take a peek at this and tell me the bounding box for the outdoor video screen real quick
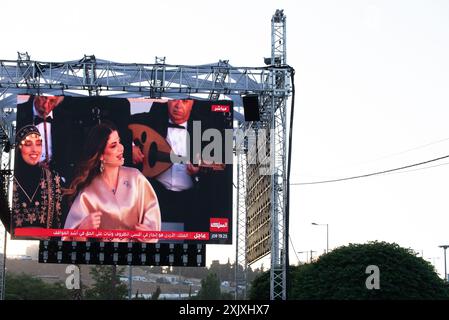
[10,95,233,244]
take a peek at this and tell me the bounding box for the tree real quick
[5,273,71,300]
[250,241,449,300]
[249,270,270,300]
[196,272,221,300]
[85,266,128,300]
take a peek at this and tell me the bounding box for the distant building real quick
[158,293,192,300]
[25,244,39,260]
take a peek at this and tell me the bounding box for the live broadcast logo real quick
[211,105,230,112]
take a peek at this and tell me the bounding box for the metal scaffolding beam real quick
[209,60,230,100]
[0,9,292,301]
[0,59,287,97]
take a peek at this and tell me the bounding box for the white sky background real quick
[2,0,449,277]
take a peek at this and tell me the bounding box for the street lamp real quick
[312,222,329,253]
[439,245,449,281]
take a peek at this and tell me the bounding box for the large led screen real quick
[7,95,233,244]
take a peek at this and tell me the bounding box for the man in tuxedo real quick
[131,99,233,241]
[131,99,203,232]
[16,95,133,186]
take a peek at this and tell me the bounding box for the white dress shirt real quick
[32,104,53,163]
[156,120,194,191]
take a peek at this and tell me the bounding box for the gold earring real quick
[100,159,104,173]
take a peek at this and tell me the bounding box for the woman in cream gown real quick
[64,122,161,242]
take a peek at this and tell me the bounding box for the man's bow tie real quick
[34,116,53,125]
[167,123,186,129]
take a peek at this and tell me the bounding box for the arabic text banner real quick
[12,96,233,244]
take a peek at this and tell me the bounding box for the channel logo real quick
[210,218,229,232]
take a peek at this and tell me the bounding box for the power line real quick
[289,234,300,264]
[385,161,449,176]
[348,137,449,167]
[291,154,449,186]
[321,137,449,174]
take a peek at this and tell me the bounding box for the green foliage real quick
[250,241,449,300]
[85,266,128,300]
[5,273,72,300]
[249,270,270,300]
[220,291,234,300]
[196,272,221,300]
[249,265,300,300]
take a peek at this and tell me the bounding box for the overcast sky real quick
[2,0,449,277]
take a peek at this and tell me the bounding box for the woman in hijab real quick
[11,125,63,237]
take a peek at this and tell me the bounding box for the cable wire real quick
[291,154,449,186]
[285,66,295,297]
[289,234,300,264]
[385,161,449,176]
[333,137,449,170]
[362,137,449,163]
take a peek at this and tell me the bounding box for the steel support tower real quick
[235,120,248,299]
[268,9,289,301]
[0,109,14,301]
[237,9,290,300]
[0,227,5,300]
[0,9,292,301]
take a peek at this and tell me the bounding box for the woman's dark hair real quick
[65,121,117,202]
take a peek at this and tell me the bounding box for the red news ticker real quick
[211,105,230,113]
[14,228,210,241]
[210,218,229,232]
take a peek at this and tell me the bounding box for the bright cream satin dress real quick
[64,167,161,241]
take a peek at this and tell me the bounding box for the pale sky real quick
[1,0,449,278]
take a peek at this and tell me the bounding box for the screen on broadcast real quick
[10,95,233,244]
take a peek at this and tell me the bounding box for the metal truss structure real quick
[0,229,5,300]
[0,57,274,102]
[268,9,289,301]
[240,9,290,300]
[0,9,292,300]
[235,122,248,299]
[0,108,13,301]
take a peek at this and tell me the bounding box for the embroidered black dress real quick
[11,155,63,237]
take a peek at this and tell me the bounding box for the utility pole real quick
[111,265,117,300]
[439,245,449,281]
[128,266,132,299]
[310,250,317,262]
